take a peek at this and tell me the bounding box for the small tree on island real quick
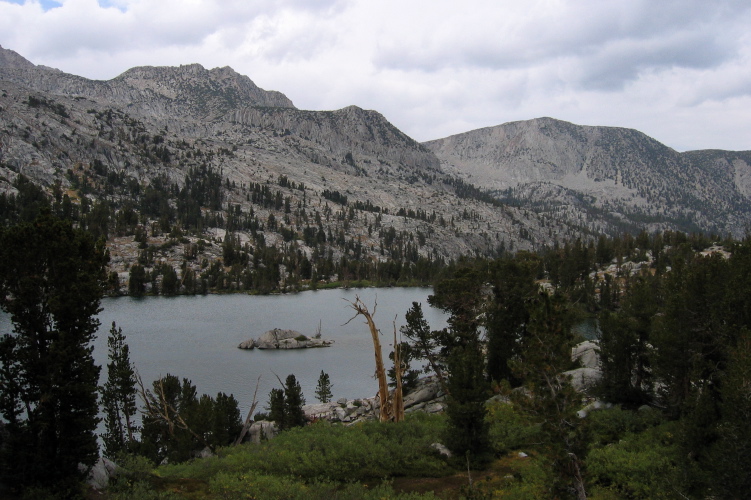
[315,370,333,403]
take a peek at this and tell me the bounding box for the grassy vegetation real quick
[101,404,687,499]
[106,414,450,499]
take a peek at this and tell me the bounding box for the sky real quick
[1,0,750,152]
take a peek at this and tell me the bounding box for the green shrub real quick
[586,421,682,499]
[486,401,542,454]
[209,473,440,500]
[108,453,158,492]
[160,414,450,483]
[491,454,556,500]
[585,406,664,447]
[108,480,181,500]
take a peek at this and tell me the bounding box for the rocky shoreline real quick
[245,374,447,443]
[245,340,606,443]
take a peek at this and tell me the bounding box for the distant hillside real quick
[2,45,749,294]
[424,117,751,236]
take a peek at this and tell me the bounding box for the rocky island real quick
[238,328,333,350]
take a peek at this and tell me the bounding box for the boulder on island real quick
[238,328,333,350]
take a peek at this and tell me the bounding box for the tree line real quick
[1,212,748,497]
[393,231,750,498]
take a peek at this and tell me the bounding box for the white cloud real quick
[1,0,751,151]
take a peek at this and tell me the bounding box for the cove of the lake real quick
[77,288,446,416]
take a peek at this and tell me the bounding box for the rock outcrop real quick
[238,328,333,350]
[564,340,603,393]
[563,367,603,392]
[247,421,278,443]
[83,457,118,491]
[572,340,600,369]
[303,375,446,425]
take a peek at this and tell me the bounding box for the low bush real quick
[159,413,450,484]
[586,420,682,499]
[585,406,665,447]
[486,401,543,455]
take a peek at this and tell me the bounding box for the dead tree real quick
[136,373,214,453]
[234,375,262,445]
[391,320,405,421]
[345,296,404,422]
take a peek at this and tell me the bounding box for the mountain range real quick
[2,44,750,277]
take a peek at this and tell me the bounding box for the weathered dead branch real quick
[392,319,405,422]
[344,295,403,422]
[136,372,215,453]
[234,374,262,445]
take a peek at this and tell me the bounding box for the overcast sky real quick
[1,0,750,152]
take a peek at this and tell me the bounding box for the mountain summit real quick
[2,45,751,285]
[425,117,751,236]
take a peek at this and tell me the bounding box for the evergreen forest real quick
[0,202,750,498]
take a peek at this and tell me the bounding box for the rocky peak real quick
[113,62,295,111]
[425,117,751,236]
[230,104,439,172]
[0,45,36,70]
[0,47,294,120]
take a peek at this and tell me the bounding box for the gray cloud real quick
[1,0,751,151]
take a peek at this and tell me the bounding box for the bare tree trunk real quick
[569,453,588,500]
[392,322,404,422]
[136,373,215,453]
[345,296,398,422]
[234,375,262,445]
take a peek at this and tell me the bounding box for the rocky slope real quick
[424,117,751,236]
[2,44,750,290]
[0,45,563,280]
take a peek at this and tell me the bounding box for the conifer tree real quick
[401,301,447,391]
[138,374,241,464]
[428,268,490,465]
[101,321,138,458]
[0,212,107,495]
[267,387,286,429]
[128,263,147,296]
[444,342,490,464]
[486,254,539,384]
[283,374,306,429]
[315,370,333,403]
[511,291,586,500]
[267,374,306,430]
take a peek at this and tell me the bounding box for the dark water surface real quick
[0,288,445,416]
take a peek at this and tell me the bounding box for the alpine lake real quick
[0,288,447,417]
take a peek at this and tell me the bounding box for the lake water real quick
[1,288,446,417]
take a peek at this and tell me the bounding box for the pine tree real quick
[138,374,241,464]
[486,254,539,384]
[401,302,447,391]
[444,342,490,464]
[707,328,751,497]
[266,374,306,431]
[0,212,108,495]
[267,387,286,429]
[315,370,333,403]
[129,263,147,296]
[511,291,587,500]
[428,268,490,465]
[101,321,138,458]
[283,374,306,429]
